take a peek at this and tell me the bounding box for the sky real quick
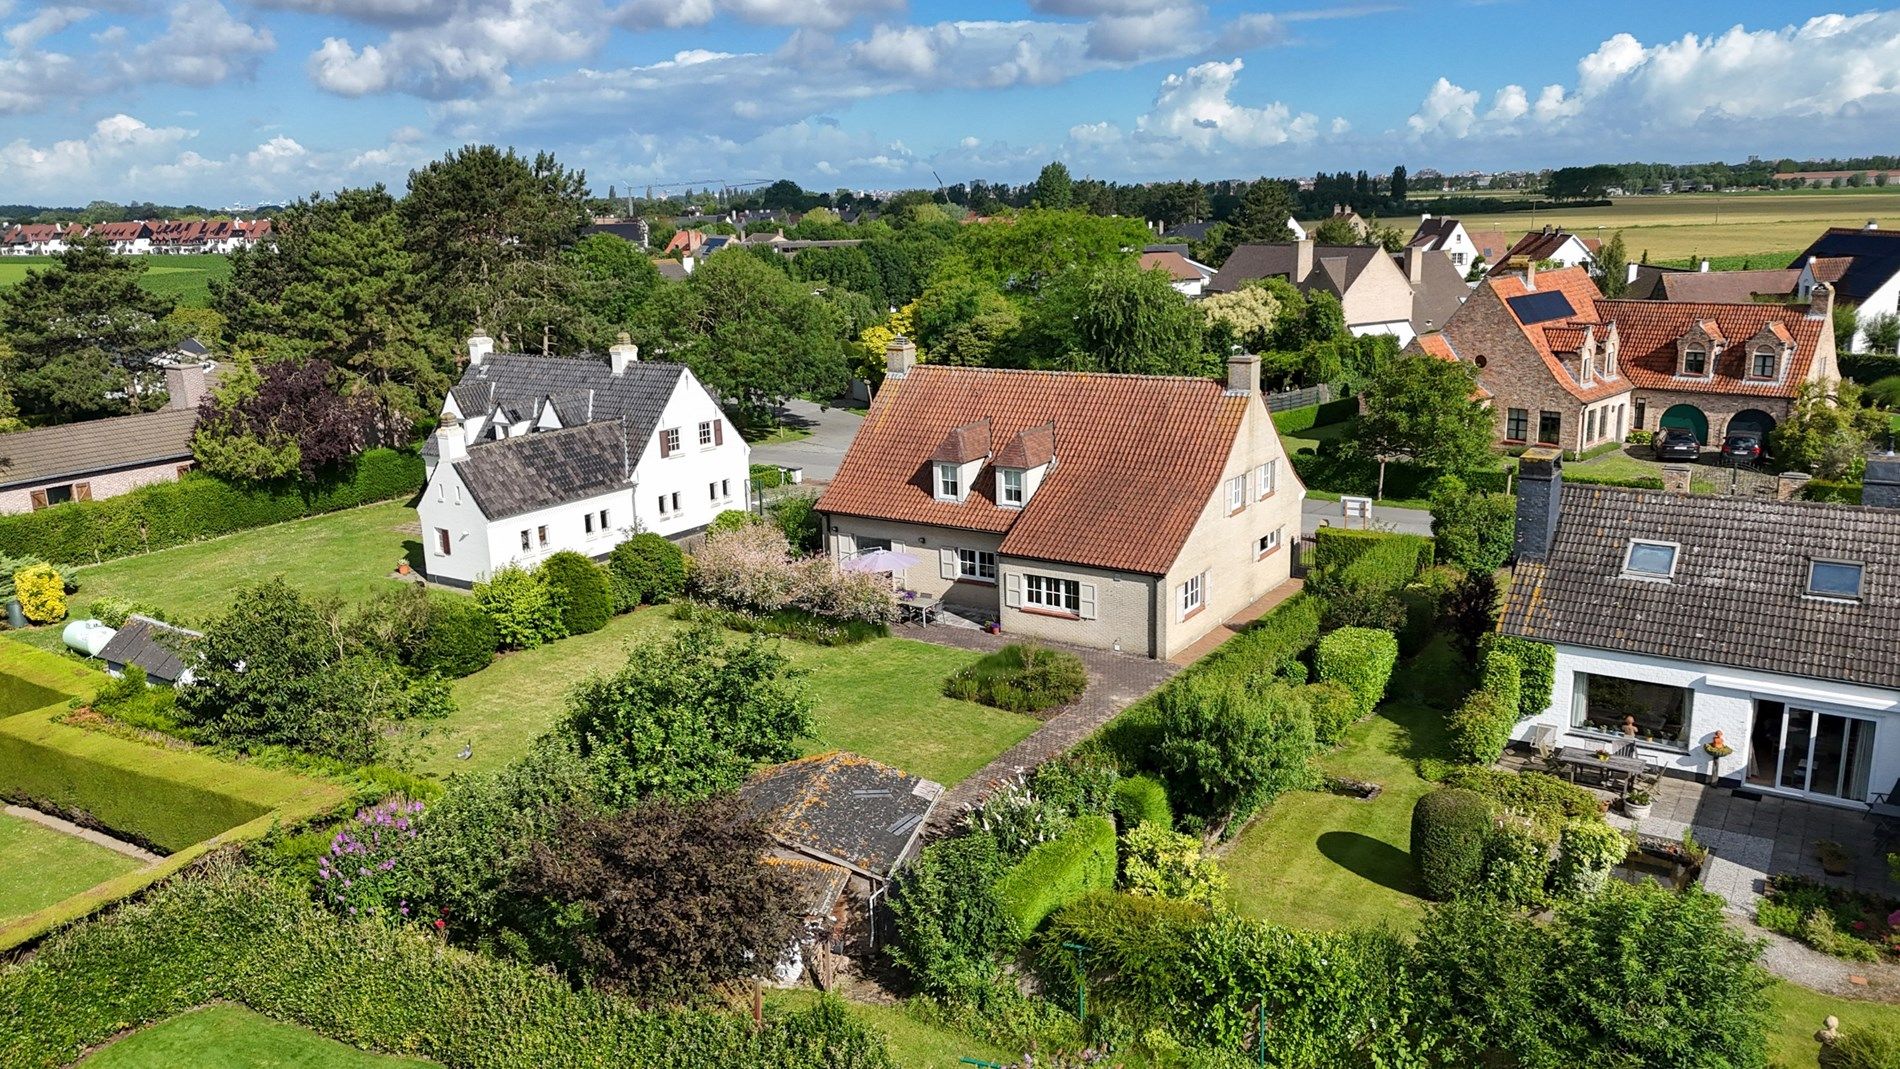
[2,1,1899,207]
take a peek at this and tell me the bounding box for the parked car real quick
[1722,433,1766,463]
[1654,429,1702,462]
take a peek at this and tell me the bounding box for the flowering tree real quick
[317,798,425,920]
[691,524,895,624]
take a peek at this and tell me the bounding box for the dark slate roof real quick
[1209,243,1387,296]
[1402,248,1470,335]
[738,752,943,881]
[1163,221,1214,241]
[1408,216,1461,250]
[1502,482,1900,692]
[452,353,685,460]
[1789,227,1900,303]
[451,421,630,519]
[98,615,200,684]
[0,407,198,489]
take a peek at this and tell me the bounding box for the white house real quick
[1792,224,1900,352]
[1488,227,1597,275]
[417,332,749,587]
[1407,215,1480,273]
[1500,449,1900,808]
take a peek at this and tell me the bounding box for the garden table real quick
[899,597,942,628]
[1553,745,1648,793]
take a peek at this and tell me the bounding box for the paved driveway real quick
[748,398,863,483]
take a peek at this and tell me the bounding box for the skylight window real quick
[1622,540,1680,580]
[1807,559,1864,600]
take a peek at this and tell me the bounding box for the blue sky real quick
[2,1,1898,206]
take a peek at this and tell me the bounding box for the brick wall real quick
[1440,286,1589,447]
[0,460,190,516]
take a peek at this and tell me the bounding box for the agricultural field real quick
[1411,188,1900,261]
[0,253,230,308]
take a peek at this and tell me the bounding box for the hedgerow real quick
[1447,650,1521,765]
[1412,787,1494,901]
[538,551,612,635]
[1479,634,1554,720]
[1314,627,1399,718]
[1110,774,1171,830]
[993,815,1116,943]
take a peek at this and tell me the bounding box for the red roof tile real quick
[1413,333,1492,400]
[1810,256,1852,283]
[1595,299,1826,397]
[931,419,991,463]
[1139,250,1205,281]
[994,421,1055,468]
[1487,268,1627,402]
[815,366,1252,575]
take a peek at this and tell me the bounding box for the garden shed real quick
[97,615,199,685]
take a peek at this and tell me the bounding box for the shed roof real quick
[738,752,942,882]
[0,407,198,490]
[98,615,200,684]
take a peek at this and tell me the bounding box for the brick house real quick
[815,342,1304,660]
[0,365,208,514]
[1414,265,1839,452]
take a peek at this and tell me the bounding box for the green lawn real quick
[767,991,1014,1069]
[83,1003,434,1067]
[411,607,1040,786]
[0,254,230,308]
[1220,639,1469,932]
[0,811,146,923]
[1767,980,1900,1069]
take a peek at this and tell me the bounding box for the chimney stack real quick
[1405,246,1424,284]
[435,416,467,464]
[1865,455,1900,509]
[1512,447,1564,562]
[466,329,494,367]
[1525,260,1537,290]
[1295,238,1314,281]
[680,253,695,275]
[609,332,639,375]
[1225,352,1261,397]
[885,335,917,380]
[164,364,206,411]
[1809,280,1835,321]
[1867,219,1881,231]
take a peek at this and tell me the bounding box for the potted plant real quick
[1817,839,1853,877]
[1624,789,1653,820]
[396,560,412,576]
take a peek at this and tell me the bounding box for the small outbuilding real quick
[97,615,199,685]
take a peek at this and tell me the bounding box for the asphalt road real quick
[748,398,863,483]
[1300,495,1434,536]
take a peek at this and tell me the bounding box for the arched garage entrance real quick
[1659,403,1709,443]
[1727,409,1776,440]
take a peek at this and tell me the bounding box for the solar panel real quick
[1506,291,1576,325]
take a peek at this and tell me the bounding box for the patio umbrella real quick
[842,548,922,574]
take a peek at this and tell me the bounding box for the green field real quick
[1414,188,1900,261]
[83,1003,435,1068]
[1767,981,1900,1069]
[767,991,1014,1069]
[0,811,145,923]
[413,606,1039,786]
[0,253,229,308]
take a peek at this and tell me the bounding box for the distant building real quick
[1790,223,1900,351]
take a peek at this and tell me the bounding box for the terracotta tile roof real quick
[1655,269,1799,303]
[1413,332,1492,400]
[1485,268,1627,402]
[1809,256,1852,283]
[994,421,1055,468]
[1467,229,1513,263]
[815,365,1253,575]
[1594,299,1826,397]
[1139,250,1206,281]
[1694,318,1727,345]
[1543,325,1587,352]
[931,419,991,464]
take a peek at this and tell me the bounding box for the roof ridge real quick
[907,364,1221,387]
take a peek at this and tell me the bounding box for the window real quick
[1571,672,1691,744]
[1753,346,1778,378]
[1586,408,1599,442]
[1226,475,1247,514]
[435,528,451,556]
[1634,400,1647,429]
[1179,571,1206,620]
[935,462,961,501]
[520,530,531,552]
[1024,574,1081,614]
[598,509,609,531]
[720,480,730,501]
[1537,410,1561,444]
[957,548,997,582]
[660,427,681,456]
[998,468,1024,506]
[1580,353,1593,382]
[1808,559,1864,600]
[1255,460,1277,499]
[1682,347,1707,375]
[1505,408,1529,442]
[709,481,719,502]
[585,512,595,534]
[537,525,549,547]
[698,420,715,447]
[1257,527,1283,558]
[1621,539,1679,580]
[454,484,461,505]
[657,494,668,515]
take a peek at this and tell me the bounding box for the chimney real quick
[1405,246,1424,284]
[1525,260,1537,290]
[1512,447,1564,562]
[1420,212,1432,222]
[885,335,917,379]
[1225,352,1260,396]
[1776,471,1811,502]
[164,364,206,411]
[609,332,639,375]
[1295,239,1314,281]
[435,416,467,464]
[1661,465,1692,494]
[1866,455,1900,509]
[680,253,695,275]
[1809,280,1835,321]
[466,329,494,367]
[1867,219,1880,231]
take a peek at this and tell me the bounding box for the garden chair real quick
[1528,724,1561,772]
[1870,777,1900,851]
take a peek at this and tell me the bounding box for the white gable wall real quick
[418,457,640,586]
[417,462,494,586]
[630,367,751,537]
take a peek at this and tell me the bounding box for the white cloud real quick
[0,1,271,114]
[1135,58,1324,151]
[1085,4,1205,62]
[0,115,192,190]
[306,0,610,99]
[4,6,90,50]
[1405,76,1478,137]
[127,0,276,87]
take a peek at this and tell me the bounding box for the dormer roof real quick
[1689,318,1726,346]
[994,422,1055,469]
[931,419,992,464]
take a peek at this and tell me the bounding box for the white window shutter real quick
[1079,583,1098,620]
[940,547,957,580]
[1005,572,1022,608]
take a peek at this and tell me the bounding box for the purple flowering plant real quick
[315,797,424,920]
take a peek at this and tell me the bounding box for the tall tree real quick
[0,236,179,421]
[1033,161,1073,210]
[1390,165,1409,202]
[191,357,381,480]
[1349,353,1497,476]
[1025,261,1207,375]
[1231,179,1297,246]
[1595,231,1630,298]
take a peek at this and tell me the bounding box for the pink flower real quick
[434,918,445,931]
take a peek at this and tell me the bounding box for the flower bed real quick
[1757,873,1900,962]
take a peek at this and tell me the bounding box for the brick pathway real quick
[1168,579,1304,667]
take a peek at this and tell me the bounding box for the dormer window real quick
[998,468,1024,507]
[1807,559,1864,600]
[1580,352,1593,382]
[1681,348,1707,376]
[935,462,962,501]
[1751,345,1778,379]
[1622,539,1680,581]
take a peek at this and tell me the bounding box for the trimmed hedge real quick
[1564,471,1665,491]
[1448,649,1522,765]
[1194,591,1323,685]
[1440,767,1602,838]
[1311,528,1431,581]
[1269,395,1358,435]
[1111,774,1172,830]
[607,534,688,609]
[1412,788,1494,901]
[418,598,500,678]
[539,552,612,635]
[0,867,896,1069]
[943,643,1088,714]
[1805,478,1863,504]
[1314,627,1399,717]
[1291,452,1509,501]
[0,448,423,565]
[994,815,1116,943]
[1479,634,1554,720]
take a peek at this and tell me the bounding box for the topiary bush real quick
[472,564,565,650]
[1448,686,1515,766]
[1303,679,1362,746]
[1314,627,1399,718]
[1553,820,1630,899]
[994,815,1117,943]
[539,551,612,635]
[14,562,67,623]
[608,533,687,610]
[942,643,1088,714]
[418,596,500,678]
[1479,634,1554,720]
[1412,787,1495,900]
[1111,774,1171,830]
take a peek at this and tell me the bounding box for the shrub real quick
[607,533,688,610]
[1154,675,1318,825]
[417,597,499,678]
[1194,591,1322,685]
[1111,774,1171,830]
[1412,788,1494,900]
[1312,528,1431,588]
[1428,476,1516,573]
[1479,818,1551,908]
[708,509,754,534]
[1438,767,1602,838]
[672,602,888,645]
[1479,634,1554,719]
[1830,1025,1900,1069]
[316,798,425,920]
[994,815,1117,943]
[772,494,821,553]
[691,523,894,625]
[473,565,565,650]
[1552,820,1629,898]
[1801,909,1883,963]
[538,551,612,635]
[1447,650,1520,765]
[1119,821,1225,908]
[1314,627,1399,718]
[1302,680,1361,746]
[943,643,1088,714]
[14,563,67,623]
[87,595,163,628]
[1442,570,1500,663]
[886,834,1012,995]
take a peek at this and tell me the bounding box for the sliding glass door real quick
[1747,700,1877,801]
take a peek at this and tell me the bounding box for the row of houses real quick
[0,218,273,256]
